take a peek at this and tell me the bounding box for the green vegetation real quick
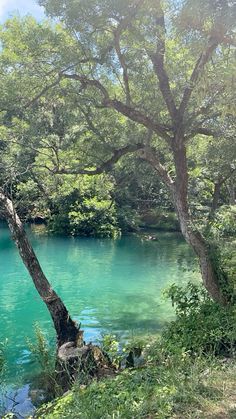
[163,283,236,356]
[27,324,61,400]
[0,0,235,416]
[35,353,236,419]
[45,175,120,237]
[35,284,236,418]
[139,210,179,231]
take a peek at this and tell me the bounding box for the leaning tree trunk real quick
[173,144,229,305]
[0,189,115,391]
[0,189,80,347]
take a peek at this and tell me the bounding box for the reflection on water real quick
[0,224,200,387]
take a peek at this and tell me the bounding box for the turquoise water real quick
[0,223,200,386]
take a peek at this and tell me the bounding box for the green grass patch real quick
[35,339,236,419]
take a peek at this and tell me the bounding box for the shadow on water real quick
[104,312,167,332]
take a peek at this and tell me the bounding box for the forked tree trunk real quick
[173,144,228,305]
[0,189,80,347]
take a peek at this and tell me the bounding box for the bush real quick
[116,207,140,232]
[48,175,120,237]
[68,197,120,237]
[163,282,236,356]
[211,205,236,238]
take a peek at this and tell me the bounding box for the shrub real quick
[68,197,120,237]
[163,282,236,356]
[211,205,236,238]
[48,175,120,237]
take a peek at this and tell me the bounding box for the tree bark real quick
[228,178,236,205]
[0,189,80,347]
[172,144,228,305]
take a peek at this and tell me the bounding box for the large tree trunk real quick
[0,189,80,347]
[173,144,228,305]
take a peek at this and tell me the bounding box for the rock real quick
[2,385,35,418]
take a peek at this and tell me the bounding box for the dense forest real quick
[0,0,236,417]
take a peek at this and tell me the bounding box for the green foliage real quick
[27,324,54,372]
[46,175,120,237]
[27,324,59,398]
[139,210,179,231]
[0,0,235,245]
[211,206,236,238]
[163,283,236,356]
[116,207,140,232]
[35,335,236,419]
[68,197,119,238]
[100,334,122,368]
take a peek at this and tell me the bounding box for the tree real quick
[0,0,235,306]
[0,100,81,349]
[0,189,80,347]
[38,0,235,303]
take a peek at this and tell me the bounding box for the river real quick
[0,223,200,415]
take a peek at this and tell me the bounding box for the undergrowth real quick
[34,282,236,418]
[27,324,62,401]
[35,341,236,419]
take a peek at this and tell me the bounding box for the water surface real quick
[0,224,200,385]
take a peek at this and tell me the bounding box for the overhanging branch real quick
[62,73,172,142]
[104,98,172,142]
[53,143,144,175]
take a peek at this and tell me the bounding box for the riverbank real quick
[2,281,236,418]
[32,283,236,418]
[34,340,236,419]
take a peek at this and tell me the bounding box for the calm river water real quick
[0,224,200,399]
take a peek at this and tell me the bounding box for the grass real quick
[34,337,236,419]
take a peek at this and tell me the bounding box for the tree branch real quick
[77,104,104,141]
[147,5,177,123]
[53,143,144,175]
[189,127,218,138]
[178,40,219,116]
[206,167,236,231]
[25,75,63,108]
[62,73,172,142]
[114,30,131,106]
[138,146,175,191]
[62,73,110,100]
[104,98,172,142]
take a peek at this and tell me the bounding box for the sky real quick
[0,0,45,22]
